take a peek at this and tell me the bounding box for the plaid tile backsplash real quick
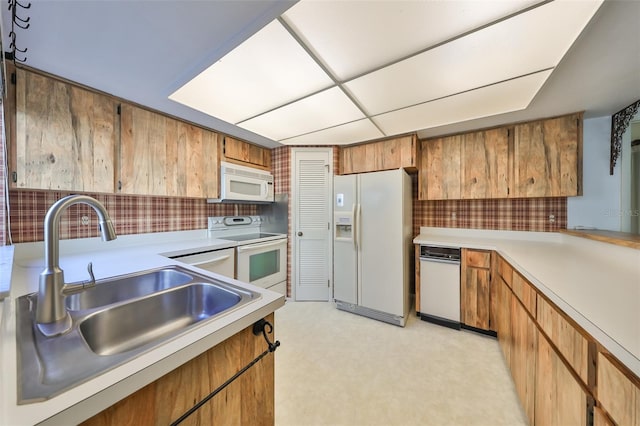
[8,190,257,243]
[410,175,567,236]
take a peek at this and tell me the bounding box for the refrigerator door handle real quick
[355,203,362,250]
[351,203,357,249]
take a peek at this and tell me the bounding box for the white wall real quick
[567,116,622,231]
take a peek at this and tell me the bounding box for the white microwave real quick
[208,161,274,203]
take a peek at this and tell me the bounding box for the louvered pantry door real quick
[292,148,333,301]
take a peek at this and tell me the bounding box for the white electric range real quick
[208,216,287,295]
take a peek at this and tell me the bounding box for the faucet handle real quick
[85,262,96,288]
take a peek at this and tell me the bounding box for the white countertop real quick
[413,227,640,378]
[0,229,286,425]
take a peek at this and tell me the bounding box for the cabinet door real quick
[419,135,461,200]
[119,103,219,197]
[461,128,510,199]
[510,294,537,425]
[461,249,491,330]
[536,330,588,426]
[13,68,117,192]
[597,352,640,426]
[339,135,416,175]
[512,113,582,197]
[224,136,271,169]
[496,275,512,365]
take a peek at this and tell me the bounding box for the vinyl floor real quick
[274,301,528,426]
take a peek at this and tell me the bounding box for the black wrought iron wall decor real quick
[7,0,31,63]
[611,99,640,175]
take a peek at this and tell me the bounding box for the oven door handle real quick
[188,255,231,266]
[237,240,285,252]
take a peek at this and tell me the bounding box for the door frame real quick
[290,147,334,301]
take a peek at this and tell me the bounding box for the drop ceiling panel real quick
[168,20,334,124]
[238,87,366,141]
[373,70,552,136]
[346,0,603,116]
[279,119,384,146]
[283,0,542,80]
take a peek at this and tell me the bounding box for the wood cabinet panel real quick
[340,135,416,175]
[537,295,591,386]
[594,406,615,426]
[535,330,588,426]
[513,113,582,197]
[419,135,461,200]
[497,257,513,288]
[13,68,117,192]
[510,294,537,425]
[511,272,536,319]
[119,103,219,198]
[597,352,640,426]
[82,314,275,426]
[461,249,492,330]
[496,275,512,365]
[461,128,510,199]
[224,136,271,170]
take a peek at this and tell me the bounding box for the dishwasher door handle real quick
[420,257,460,265]
[189,255,231,267]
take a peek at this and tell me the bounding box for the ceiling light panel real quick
[345,0,603,116]
[168,20,334,124]
[279,118,384,146]
[238,87,366,141]
[373,70,552,136]
[282,0,542,81]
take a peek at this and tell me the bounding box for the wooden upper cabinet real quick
[419,135,461,200]
[223,137,271,170]
[119,103,220,198]
[513,112,583,197]
[461,128,510,199]
[11,68,117,192]
[339,134,417,175]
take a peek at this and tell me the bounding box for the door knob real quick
[297,231,303,236]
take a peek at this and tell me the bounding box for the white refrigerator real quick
[333,168,412,326]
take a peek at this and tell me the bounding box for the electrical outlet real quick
[451,212,457,220]
[548,214,555,224]
[81,215,90,226]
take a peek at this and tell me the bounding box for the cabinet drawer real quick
[511,272,536,317]
[498,257,513,288]
[537,295,591,386]
[463,249,491,269]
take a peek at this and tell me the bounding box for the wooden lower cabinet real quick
[535,330,588,426]
[495,275,512,366]
[460,249,492,331]
[81,314,275,426]
[597,352,640,426]
[510,294,537,425]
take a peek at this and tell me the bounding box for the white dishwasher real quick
[171,247,235,279]
[419,245,461,330]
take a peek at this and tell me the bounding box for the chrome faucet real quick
[36,195,117,337]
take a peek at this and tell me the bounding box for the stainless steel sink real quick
[66,268,193,311]
[80,283,243,356]
[16,266,260,403]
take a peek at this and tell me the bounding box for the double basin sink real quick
[16,266,260,403]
